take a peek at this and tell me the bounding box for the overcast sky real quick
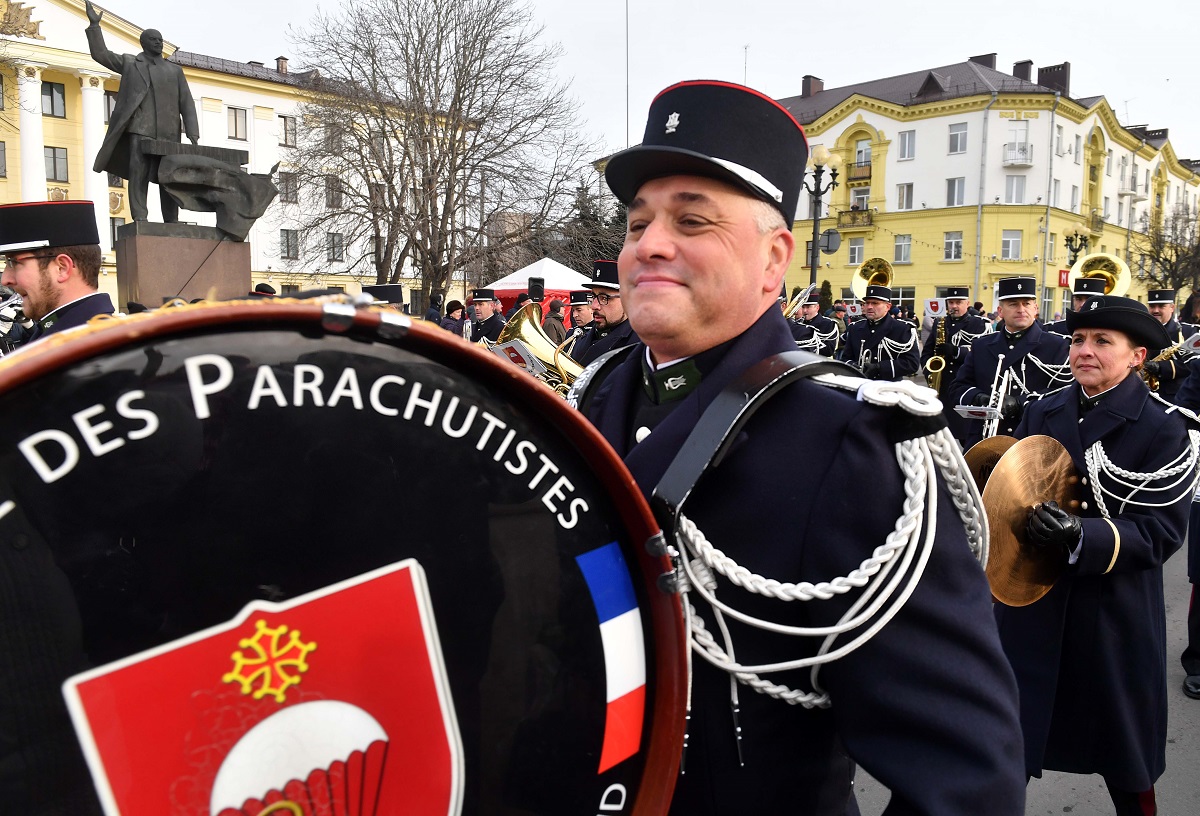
[109,0,1200,161]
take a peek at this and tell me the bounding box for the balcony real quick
[846,160,872,185]
[1002,142,1034,167]
[837,209,874,229]
[1117,181,1147,202]
[1089,212,1104,233]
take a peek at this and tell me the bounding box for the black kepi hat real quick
[1072,277,1107,297]
[604,80,809,227]
[864,285,892,302]
[590,260,620,291]
[1067,295,1171,352]
[945,286,970,300]
[0,201,100,253]
[1147,289,1176,304]
[362,283,404,304]
[569,290,592,307]
[471,288,495,301]
[996,277,1036,300]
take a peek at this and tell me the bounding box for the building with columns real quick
[780,54,1200,316]
[1,0,441,308]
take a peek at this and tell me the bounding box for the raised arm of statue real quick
[83,6,125,76]
[85,0,103,25]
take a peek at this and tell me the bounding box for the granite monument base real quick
[115,221,251,307]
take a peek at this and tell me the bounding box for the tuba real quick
[1067,252,1130,297]
[850,257,893,301]
[486,302,584,395]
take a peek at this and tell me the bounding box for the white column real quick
[17,62,48,202]
[79,71,112,253]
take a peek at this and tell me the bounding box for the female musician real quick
[997,295,1199,815]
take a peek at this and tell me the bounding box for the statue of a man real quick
[85,1,200,222]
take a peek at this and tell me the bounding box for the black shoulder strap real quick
[568,344,638,414]
[650,350,856,534]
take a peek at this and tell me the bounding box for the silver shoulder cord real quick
[661,377,988,768]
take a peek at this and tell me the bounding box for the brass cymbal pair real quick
[964,435,1083,607]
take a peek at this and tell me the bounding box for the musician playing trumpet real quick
[1144,288,1199,404]
[919,286,990,444]
[948,277,1071,449]
[997,295,1200,815]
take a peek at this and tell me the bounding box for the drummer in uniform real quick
[836,284,919,379]
[796,290,840,357]
[920,286,991,443]
[1043,276,1106,336]
[570,260,639,365]
[1142,288,1197,403]
[948,277,1072,449]
[573,79,1024,814]
[469,288,505,343]
[0,200,112,345]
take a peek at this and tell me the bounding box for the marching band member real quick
[1043,276,1106,336]
[836,285,919,379]
[1166,364,1200,702]
[1143,288,1198,404]
[795,289,840,357]
[919,286,990,444]
[574,79,1024,814]
[948,277,1072,449]
[998,295,1199,815]
[570,260,639,365]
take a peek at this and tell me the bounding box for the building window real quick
[893,286,916,316]
[324,175,343,209]
[946,177,965,207]
[1106,149,1113,176]
[278,115,297,147]
[41,82,66,117]
[1117,201,1124,226]
[850,187,870,210]
[944,231,963,261]
[325,122,343,152]
[1070,185,1080,213]
[280,229,300,260]
[1048,234,1057,262]
[1074,134,1082,164]
[898,130,915,160]
[1103,197,1111,219]
[948,123,967,154]
[370,182,387,209]
[104,90,118,123]
[327,232,345,262]
[854,138,871,165]
[1052,179,1060,208]
[282,284,301,295]
[110,217,125,245]
[847,237,864,266]
[894,234,911,263]
[896,183,914,210]
[278,172,298,203]
[0,142,6,178]
[228,107,248,140]
[44,146,68,182]
[0,76,4,109]
[1001,229,1022,260]
[108,172,123,188]
[1004,175,1026,204]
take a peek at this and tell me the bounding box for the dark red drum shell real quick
[0,302,684,814]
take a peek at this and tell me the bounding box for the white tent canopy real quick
[485,258,590,291]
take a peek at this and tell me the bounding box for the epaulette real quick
[1026,383,1073,402]
[1150,390,1200,425]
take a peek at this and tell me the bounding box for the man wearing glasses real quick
[0,201,111,347]
[571,260,639,365]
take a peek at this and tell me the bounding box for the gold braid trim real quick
[1102,517,1121,574]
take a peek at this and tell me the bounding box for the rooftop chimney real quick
[1013,60,1033,81]
[969,53,996,70]
[276,56,289,74]
[801,75,824,99]
[1037,62,1071,96]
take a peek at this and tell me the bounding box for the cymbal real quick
[963,435,1018,495]
[982,435,1082,607]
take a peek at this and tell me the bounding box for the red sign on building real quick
[1059,269,1071,288]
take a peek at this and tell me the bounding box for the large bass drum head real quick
[0,302,684,816]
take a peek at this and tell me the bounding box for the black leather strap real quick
[650,350,856,533]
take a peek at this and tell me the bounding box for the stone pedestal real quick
[115,222,251,307]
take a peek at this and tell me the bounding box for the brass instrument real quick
[482,302,584,395]
[1142,340,1186,392]
[781,283,817,320]
[924,316,947,391]
[982,354,1014,440]
[1066,252,1131,297]
[849,257,893,301]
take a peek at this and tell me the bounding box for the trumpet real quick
[982,354,1014,440]
[925,316,947,392]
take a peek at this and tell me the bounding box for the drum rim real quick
[0,301,685,809]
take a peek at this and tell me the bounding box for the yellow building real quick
[779,54,1200,316]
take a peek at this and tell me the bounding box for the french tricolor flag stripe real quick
[576,542,646,773]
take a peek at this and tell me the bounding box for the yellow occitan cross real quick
[222,619,316,703]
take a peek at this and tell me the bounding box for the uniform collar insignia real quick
[641,357,701,405]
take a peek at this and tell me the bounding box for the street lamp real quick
[804,145,841,285]
[1064,224,1090,266]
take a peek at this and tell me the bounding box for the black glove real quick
[999,394,1022,420]
[936,343,953,359]
[862,362,881,379]
[1026,501,1082,552]
[1142,360,1162,377]
[972,391,991,406]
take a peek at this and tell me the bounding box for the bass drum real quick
[0,301,684,816]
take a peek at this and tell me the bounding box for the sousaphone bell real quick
[1067,252,1130,297]
[850,257,893,301]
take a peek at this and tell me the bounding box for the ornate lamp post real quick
[1065,224,1090,266]
[803,145,841,285]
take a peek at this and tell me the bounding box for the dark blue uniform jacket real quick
[582,307,1024,815]
[38,293,115,340]
[837,313,919,380]
[572,318,639,366]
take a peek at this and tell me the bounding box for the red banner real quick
[1059,269,1071,288]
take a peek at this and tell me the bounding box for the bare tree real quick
[1129,206,1200,291]
[286,0,599,301]
[525,182,625,274]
